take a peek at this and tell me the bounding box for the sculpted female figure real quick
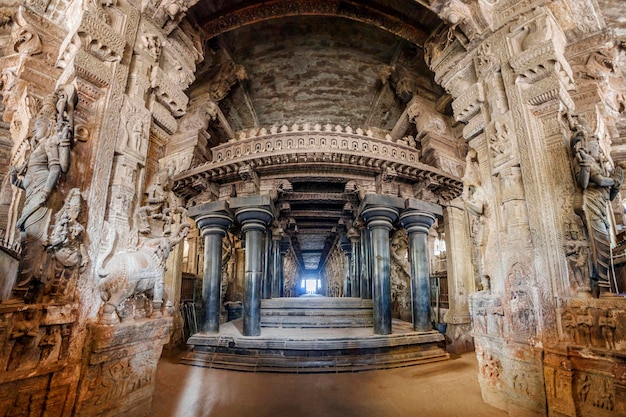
[10,84,78,296]
[571,123,623,296]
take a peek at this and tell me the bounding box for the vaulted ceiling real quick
[185,1,449,272]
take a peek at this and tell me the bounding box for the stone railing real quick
[174,123,463,199]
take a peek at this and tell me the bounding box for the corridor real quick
[153,350,508,417]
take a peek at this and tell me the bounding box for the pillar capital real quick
[231,195,275,232]
[400,211,437,235]
[358,194,403,231]
[400,198,442,234]
[188,201,233,236]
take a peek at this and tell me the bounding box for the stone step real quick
[261,297,373,309]
[260,297,373,328]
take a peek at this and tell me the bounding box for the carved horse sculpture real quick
[97,223,190,324]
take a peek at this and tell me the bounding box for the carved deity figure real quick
[10,84,78,299]
[598,310,617,350]
[571,123,623,296]
[43,188,87,302]
[137,164,185,236]
[462,148,488,289]
[564,224,592,297]
[390,229,410,319]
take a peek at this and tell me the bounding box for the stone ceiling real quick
[183,0,626,272]
[185,0,448,272]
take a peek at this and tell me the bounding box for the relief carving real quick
[462,148,487,290]
[570,121,623,296]
[564,220,592,297]
[137,164,184,236]
[41,188,87,303]
[507,263,537,342]
[10,84,78,301]
[97,222,190,324]
[390,229,410,320]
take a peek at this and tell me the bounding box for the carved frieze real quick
[150,66,188,117]
[452,82,485,123]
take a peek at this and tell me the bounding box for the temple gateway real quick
[1,0,626,416]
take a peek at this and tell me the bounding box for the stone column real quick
[262,228,273,299]
[442,198,474,352]
[360,225,372,299]
[232,196,274,336]
[360,195,402,335]
[348,227,362,298]
[271,230,288,298]
[279,238,290,297]
[188,202,233,334]
[339,236,352,297]
[400,199,443,333]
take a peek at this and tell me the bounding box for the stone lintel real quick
[405,198,443,217]
[188,200,231,218]
[357,194,405,217]
[230,195,274,211]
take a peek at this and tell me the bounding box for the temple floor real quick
[153,350,508,417]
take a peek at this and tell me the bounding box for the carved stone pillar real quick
[279,238,291,297]
[348,227,361,298]
[442,198,475,353]
[189,201,233,334]
[232,196,274,336]
[339,236,352,297]
[400,199,443,332]
[360,195,402,335]
[360,224,372,299]
[271,229,287,298]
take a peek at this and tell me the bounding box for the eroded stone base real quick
[74,317,172,417]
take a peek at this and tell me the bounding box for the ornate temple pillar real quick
[348,226,362,298]
[360,195,402,335]
[232,196,274,336]
[189,201,233,333]
[442,198,475,353]
[400,199,443,332]
[279,238,290,297]
[271,229,288,298]
[339,236,352,297]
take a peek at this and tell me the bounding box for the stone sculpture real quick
[97,222,190,324]
[571,122,623,296]
[10,84,78,299]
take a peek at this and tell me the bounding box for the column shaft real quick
[362,206,398,335]
[243,226,264,336]
[188,203,233,335]
[234,201,274,337]
[202,232,224,333]
[262,229,272,299]
[401,210,437,332]
[361,228,372,299]
[271,238,282,298]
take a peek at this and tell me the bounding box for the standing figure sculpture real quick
[571,123,623,296]
[10,84,78,299]
[462,148,488,291]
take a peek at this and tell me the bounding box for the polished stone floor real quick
[152,349,508,417]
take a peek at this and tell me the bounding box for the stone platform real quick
[182,318,448,373]
[260,296,374,328]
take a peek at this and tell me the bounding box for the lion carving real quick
[97,223,190,324]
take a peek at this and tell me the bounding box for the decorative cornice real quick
[173,124,462,201]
